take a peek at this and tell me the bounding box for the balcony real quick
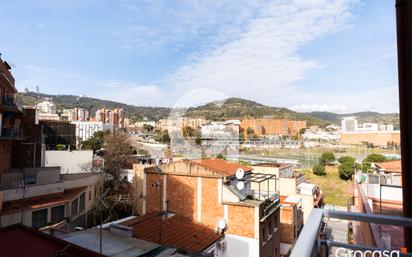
[0,94,20,113]
[0,127,21,140]
[290,208,412,257]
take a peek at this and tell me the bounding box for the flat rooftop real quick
[0,224,104,257]
[62,227,160,257]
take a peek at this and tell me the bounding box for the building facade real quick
[141,159,281,257]
[72,121,113,142]
[240,119,306,137]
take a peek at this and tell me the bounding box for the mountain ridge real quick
[15,92,399,127]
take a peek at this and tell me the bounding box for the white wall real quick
[363,184,403,203]
[45,150,93,173]
[217,234,259,257]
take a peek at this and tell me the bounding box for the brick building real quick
[240,119,306,137]
[140,158,281,257]
[0,56,22,178]
[340,131,400,147]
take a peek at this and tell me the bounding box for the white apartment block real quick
[72,121,113,142]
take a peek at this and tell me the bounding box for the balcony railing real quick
[1,127,21,138]
[2,94,15,106]
[290,208,412,257]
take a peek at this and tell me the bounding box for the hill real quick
[16,93,399,127]
[16,92,171,121]
[185,98,329,126]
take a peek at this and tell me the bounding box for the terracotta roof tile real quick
[1,186,87,215]
[121,213,222,253]
[376,160,402,173]
[190,158,252,176]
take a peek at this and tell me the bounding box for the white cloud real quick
[165,0,359,107]
[99,80,162,106]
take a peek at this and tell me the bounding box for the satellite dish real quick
[218,219,226,230]
[236,168,245,179]
[236,181,245,191]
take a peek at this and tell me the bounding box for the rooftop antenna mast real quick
[95,187,109,255]
[16,178,29,224]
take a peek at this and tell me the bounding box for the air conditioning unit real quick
[217,239,227,250]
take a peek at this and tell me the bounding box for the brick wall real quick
[227,205,255,237]
[145,173,163,214]
[167,174,198,221]
[200,177,224,228]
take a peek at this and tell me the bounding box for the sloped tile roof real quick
[190,158,252,176]
[1,186,87,215]
[121,213,222,253]
[376,160,402,173]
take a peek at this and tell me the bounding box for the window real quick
[71,198,78,217]
[89,190,92,201]
[79,192,85,213]
[32,209,48,228]
[51,205,65,223]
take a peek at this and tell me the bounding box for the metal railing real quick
[2,94,15,106]
[1,127,21,138]
[290,208,412,257]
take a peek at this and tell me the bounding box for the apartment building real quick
[95,107,125,129]
[138,158,281,257]
[0,57,21,180]
[72,121,113,142]
[252,163,323,223]
[241,119,306,137]
[0,166,103,231]
[35,99,60,121]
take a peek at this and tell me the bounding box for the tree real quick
[154,130,170,144]
[142,124,154,132]
[216,153,226,160]
[338,156,356,164]
[182,125,195,138]
[313,165,326,176]
[80,130,110,151]
[319,152,336,165]
[246,127,255,136]
[103,132,134,191]
[364,154,386,163]
[339,162,355,180]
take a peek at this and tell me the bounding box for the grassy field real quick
[300,166,352,207]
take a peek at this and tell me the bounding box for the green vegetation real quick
[361,153,387,172]
[182,125,195,138]
[338,156,356,164]
[154,130,171,144]
[302,166,351,206]
[337,155,357,180]
[319,152,336,165]
[216,153,227,160]
[16,93,399,127]
[338,162,355,180]
[16,92,170,121]
[312,165,326,176]
[80,130,110,151]
[364,153,386,163]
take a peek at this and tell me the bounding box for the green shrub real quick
[313,165,326,176]
[319,152,336,165]
[339,162,355,180]
[338,156,355,164]
[364,153,386,163]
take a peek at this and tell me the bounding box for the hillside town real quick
[0,51,409,257]
[2,1,412,257]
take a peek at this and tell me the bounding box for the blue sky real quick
[0,0,399,113]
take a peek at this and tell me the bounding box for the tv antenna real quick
[95,188,110,254]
